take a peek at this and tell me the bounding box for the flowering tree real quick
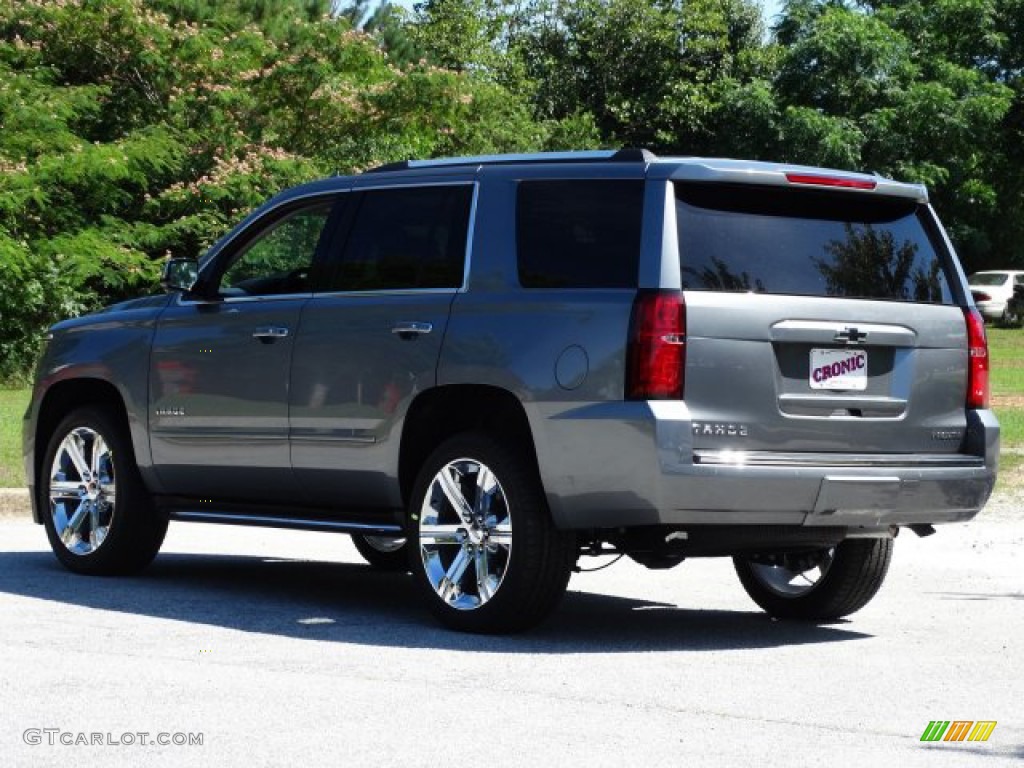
[0,0,541,380]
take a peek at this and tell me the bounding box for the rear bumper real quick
[535,401,999,530]
[974,299,1007,320]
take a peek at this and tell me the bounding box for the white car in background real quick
[968,270,1024,323]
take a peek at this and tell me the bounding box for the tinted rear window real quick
[517,180,643,288]
[968,273,1008,286]
[675,183,953,304]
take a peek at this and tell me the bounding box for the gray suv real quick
[23,150,999,633]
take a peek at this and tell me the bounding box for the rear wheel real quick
[734,538,893,620]
[351,534,409,571]
[1002,304,1022,328]
[408,432,575,633]
[40,406,167,575]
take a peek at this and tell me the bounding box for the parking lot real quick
[1,495,1021,767]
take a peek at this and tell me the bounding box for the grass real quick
[987,327,1024,391]
[987,327,1024,489]
[987,329,1024,489]
[0,387,29,488]
[0,329,1021,490]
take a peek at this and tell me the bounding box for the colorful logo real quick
[920,721,997,742]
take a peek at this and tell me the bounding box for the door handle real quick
[252,326,289,343]
[391,322,433,340]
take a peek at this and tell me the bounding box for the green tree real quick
[513,0,776,155]
[411,0,507,74]
[0,0,547,381]
[349,2,423,65]
[774,0,1014,270]
[862,0,1024,268]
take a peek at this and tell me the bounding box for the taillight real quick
[784,173,877,191]
[971,290,991,302]
[964,308,989,409]
[626,290,685,400]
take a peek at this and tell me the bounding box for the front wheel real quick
[408,432,575,634]
[734,538,893,620]
[40,406,167,575]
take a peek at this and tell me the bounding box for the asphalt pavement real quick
[0,503,1020,767]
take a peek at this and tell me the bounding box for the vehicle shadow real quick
[0,549,872,653]
[927,591,1024,601]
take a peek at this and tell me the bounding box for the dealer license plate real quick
[809,348,868,391]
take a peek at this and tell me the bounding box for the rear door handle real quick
[391,322,433,340]
[252,326,289,343]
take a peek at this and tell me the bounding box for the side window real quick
[331,185,473,291]
[517,180,644,288]
[221,201,334,296]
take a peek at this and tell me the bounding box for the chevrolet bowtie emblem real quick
[834,327,868,344]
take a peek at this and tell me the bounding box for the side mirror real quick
[160,257,199,294]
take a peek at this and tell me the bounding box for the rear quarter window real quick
[517,180,644,288]
[675,183,953,304]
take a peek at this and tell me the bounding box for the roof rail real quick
[366,148,656,174]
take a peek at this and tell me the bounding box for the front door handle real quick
[391,321,433,340]
[252,326,289,343]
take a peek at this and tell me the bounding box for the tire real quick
[40,406,167,575]
[407,432,575,634]
[351,534,409,571]
[733,538,893,621]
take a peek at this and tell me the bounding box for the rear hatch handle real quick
[771,320,916,347]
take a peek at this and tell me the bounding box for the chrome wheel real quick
[41,407,166,575]
[48,426,116,556]
[409,433,574,632]
[747,549,835,597]
[418,457,512,611]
